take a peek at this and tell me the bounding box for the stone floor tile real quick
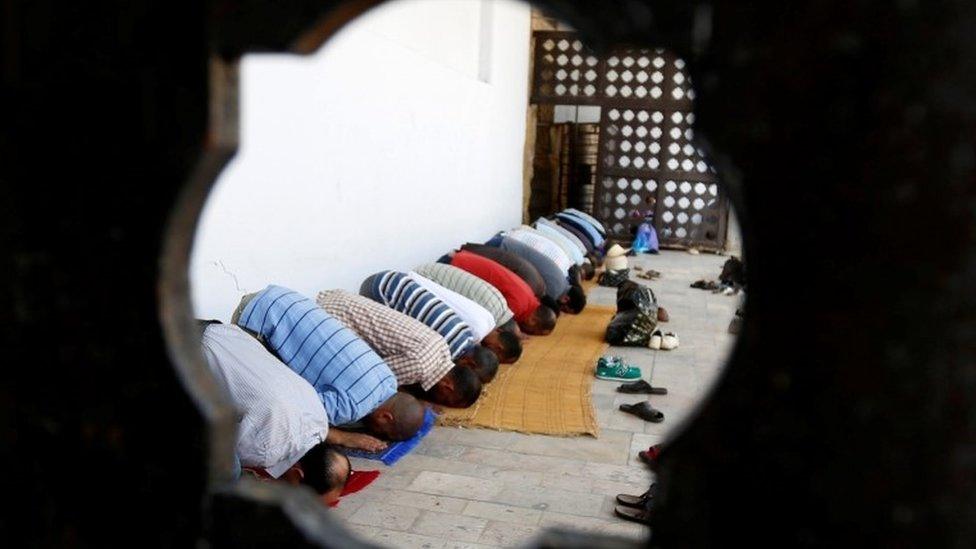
[492,484,607,518]
[386,490,470,514]
[407,471,505,500]
[347,502,422,532]
[462,501,543,526]
[411,510,489,543]
[369,528,447,549]
[477,522,542,547]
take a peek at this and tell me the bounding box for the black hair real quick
[496,330,523,362]
[540,295,562,317]
[566,285,586,314]
[298,443,350,495]
[531,305,557,333]
[468,345,499,383]
[447,366,482,408]
[498,318,519,334]
[580,262,596,280]
[568,264,582,287]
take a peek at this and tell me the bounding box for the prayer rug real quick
[436,304,615,436]
[342,407,437,465]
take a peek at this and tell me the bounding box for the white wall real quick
[191,0,531,321]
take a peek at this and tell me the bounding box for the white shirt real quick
[408,272,496,342]
[506,226,575,273]
[534,218,585,265]
[201,323,329,478]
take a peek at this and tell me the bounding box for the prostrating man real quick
[413,262,526,341]
[234,285,426,452]
[317,289,482,407]
[460,243,548,300]
[199,321,350,505]
[360,271,499,383]
[564,207,609,238]
[447,250,557,336]
[407,271,522,363]
[484,232,586,315]
[557,211,605,250]
[534,217,585,266]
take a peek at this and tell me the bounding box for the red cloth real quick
[329,469,381,507]
[451,250,540,323]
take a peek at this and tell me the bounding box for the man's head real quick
[298,443,351,506]
[559,285,587,314]
[519,305,557,335]
[455,344,499,382]
[481,328,522,363]
[364,392,426,441]
[580,261,596,281]
[425,365,482,408]
[540,295,562,317]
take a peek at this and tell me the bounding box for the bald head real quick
[365,392,425,441]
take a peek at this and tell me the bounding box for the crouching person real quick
[233,285,426,452]
[199,321,351,505]
[317,290,482,408]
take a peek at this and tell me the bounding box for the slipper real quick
[638,444,662,466]
[617,379,668,395]
[619,402,664,423]
[614,505,653,525]
[661,332,679,350]
[649,330,663,350]
[616,485,656,508]
[656,307,670,322]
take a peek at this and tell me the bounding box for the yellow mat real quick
[437,304,615,437]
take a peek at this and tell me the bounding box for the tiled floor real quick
[335,250,741,548]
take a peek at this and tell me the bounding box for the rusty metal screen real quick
[531,31,728,250]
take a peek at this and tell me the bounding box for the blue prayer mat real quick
[342,408,437,466]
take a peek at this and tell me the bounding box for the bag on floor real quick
[606,309,658,347]
[598,268,630,287]
[631,222,659,254]
[616,281,658,317]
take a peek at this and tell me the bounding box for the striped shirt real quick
[449,251,540,324]
[504,227,575,274]
[408,272,496,341]
[201,323,329,478]
[317,290,453,391]
[413,263,514,327]
[556,219,595,254]
[534,218,585,265]
[236,285,396,426]
[360,271,475,360]
[564,208,608,237]
[491,236,570,300]
[556,212,605,248]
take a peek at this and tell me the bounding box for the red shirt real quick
[450,251,540,323]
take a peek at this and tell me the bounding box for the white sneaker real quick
[661,332,680,350]
[649,330,663,350]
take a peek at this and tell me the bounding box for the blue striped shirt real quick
[556,212,605,248]
[360,271,475,360]
[236,285,396,427]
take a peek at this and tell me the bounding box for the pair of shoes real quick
[619,401,664,422]
[649,331,679,350]
[596,356,642,381]
[690,279,720,290]
[615,485,656,525]
[616,484,656,508]
[638,444,662,466]
[617,379,668,395]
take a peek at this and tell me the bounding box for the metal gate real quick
[530,31,728,250]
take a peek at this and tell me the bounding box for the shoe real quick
[619,401,664,423]
[656,307,670,322]
[617,379,668,395]
[649,330,663,350]
[615,505,653,525]
[596,360,642,381]
[616,484,656,508]
[638,444,662,467]
[661,332,679,350]
[597,356,623,369]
